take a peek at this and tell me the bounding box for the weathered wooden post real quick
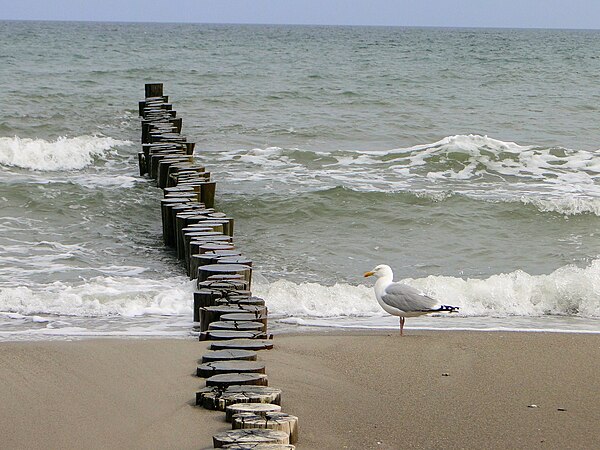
[201,349,258,363]
[196,385,282,410]
[206,372,269,388]
[196,360,266,378]
[209,339,275,351]
[226,403,282,422]
[199,305,261,332]
[232,412,299,445]
[145,83,163,98]
[212,429,289,448]
[197,264,252,288]
[220,312,269,331]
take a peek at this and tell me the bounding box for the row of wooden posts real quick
[138,83,298,449]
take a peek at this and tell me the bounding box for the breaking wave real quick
[255,260,600,319]
[0,276,194,317]
[4,261,597,320]
[0,135,131,171]
[208,135,600,216]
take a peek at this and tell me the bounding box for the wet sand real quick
[0,331,599,449]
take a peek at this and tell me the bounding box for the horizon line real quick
[1,18,599,32]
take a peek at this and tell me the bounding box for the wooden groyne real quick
[138,83,298,449]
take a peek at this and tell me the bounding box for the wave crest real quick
[385,134,600,184]
[0,135,131,171]
[212,135,600,216]
[0,276,194,317]
[255,261,600,319]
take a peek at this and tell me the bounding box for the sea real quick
[1,21,599,340]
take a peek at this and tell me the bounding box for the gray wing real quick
[381,282,438,312]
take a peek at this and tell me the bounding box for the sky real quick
[1,0,600,30]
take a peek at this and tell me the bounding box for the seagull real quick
[363,264,459,336]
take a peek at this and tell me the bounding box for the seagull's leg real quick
[399,317,405,336]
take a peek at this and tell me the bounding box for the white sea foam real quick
[68,174,142,188]
[0,276,194,317]
[0,135,131,171]
[1,266,598,338]
[253,280,382,318]
[4,261,597,320]
[400,135,600,187]
[357,136,600,199]
[519,195,600,216]
[210,135,600,216]
[255,260,600,320]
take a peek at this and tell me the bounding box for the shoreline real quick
[1,321,599,343]
[1,331,599,449]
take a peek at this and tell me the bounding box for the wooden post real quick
[182,230,223,261]
[232,412,299,445]
[200,181,217,208]
[193,289,221,321]
[199,306,249,332]
[210,339,274,351]
[196,360,266,378]
[201,349,258,363]
[215,297,266,308]
[206,373,268,388]
[226,403,282,423]
[160,198,191,246]
[193,285,251,318]
[200,330,266,341]
[199,304,265,332]
[137,152,146,176]
[218,444,295,450]
[145,83,163,98]
[196,385,282,410]
[189,240,235,275]
[208,321,265,333]
[212,429,289,448]
[220,313,269,331]
[197,264,252,288]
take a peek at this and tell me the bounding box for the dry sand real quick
[0,339,218,450]
[262,331,600,449]
[0,332,599,449]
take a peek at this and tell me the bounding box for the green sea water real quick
[0,22,599,337]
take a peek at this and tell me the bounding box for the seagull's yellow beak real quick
[363,271,375,277]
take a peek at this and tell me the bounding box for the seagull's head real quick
[363,264,393,279]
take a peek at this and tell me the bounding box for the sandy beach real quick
[1,331,599,449]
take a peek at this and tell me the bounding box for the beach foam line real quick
[276,316,600,334]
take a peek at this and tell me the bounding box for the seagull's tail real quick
[435,305,459,313]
